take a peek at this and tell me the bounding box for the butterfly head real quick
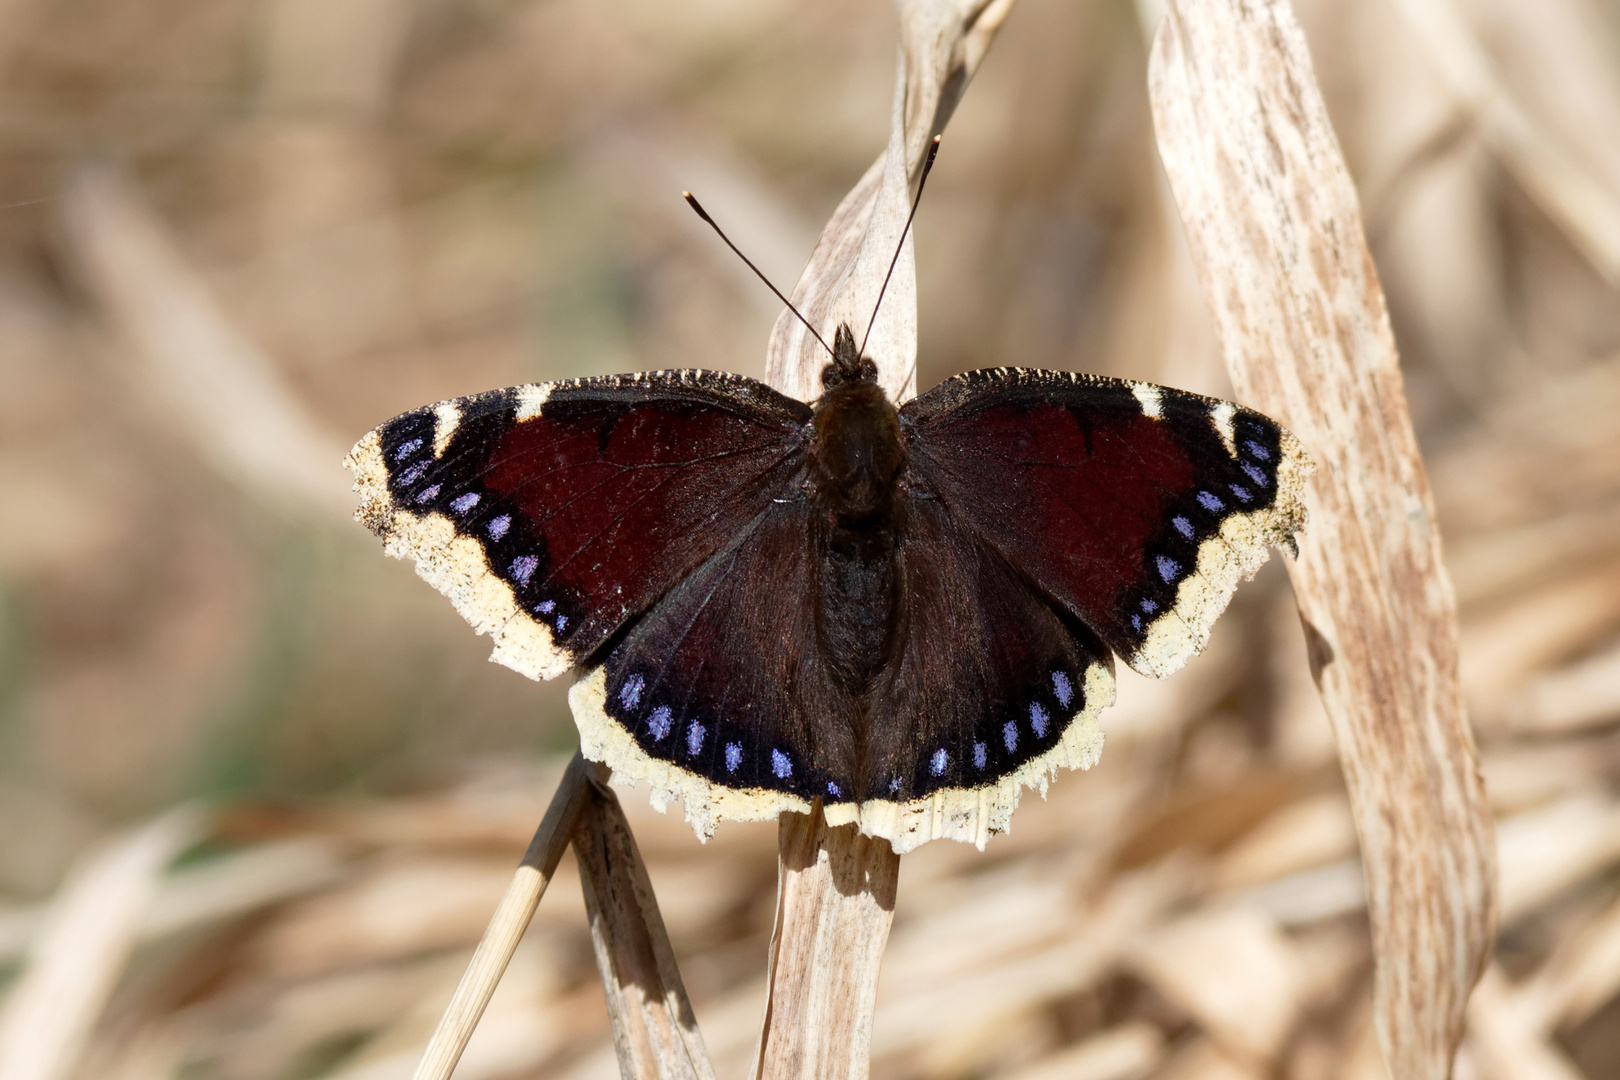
[811,323,902,526]
[822,323,878,390]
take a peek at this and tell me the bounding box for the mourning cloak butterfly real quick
[346,317,1309,852]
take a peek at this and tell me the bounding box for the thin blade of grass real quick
[409,752,590,1080]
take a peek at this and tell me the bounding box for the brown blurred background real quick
[1,0,1619,1078]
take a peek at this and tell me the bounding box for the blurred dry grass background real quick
[0,0,1618,1078]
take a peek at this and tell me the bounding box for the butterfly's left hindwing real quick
[569,499,845,836]
[346,372,813,680]
[901,369,1310,679]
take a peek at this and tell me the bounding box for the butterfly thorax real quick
[811,324,904,524]
[809,324,905,696]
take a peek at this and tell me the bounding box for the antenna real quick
[860,134,942,358]
[682,192,834,359]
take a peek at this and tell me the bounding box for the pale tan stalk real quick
[1147,2,1498,1077]
[408,753,590,1080]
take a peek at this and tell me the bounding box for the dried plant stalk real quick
[764,0,1018,404]
[574,775,714,1080]
[753,809,899,1079]
[1147,2,1497,1078]
[409,753,591,1080]
[752,2,1016,1077]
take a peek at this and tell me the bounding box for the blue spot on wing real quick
[510,555,539,586]
[618,674,644,710]
[1052,670,1073,708]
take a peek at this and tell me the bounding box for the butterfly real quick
[346,317,1309,853]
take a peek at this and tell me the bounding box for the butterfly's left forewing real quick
[901,369,1309,679]
[346,371,813,680]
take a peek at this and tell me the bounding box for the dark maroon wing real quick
[899,369,1309,678]
[346,371,812,680]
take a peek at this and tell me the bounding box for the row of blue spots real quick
[621,674,784,783]
[531,599,565,630]
[1132,596,1160,633]
[1239,435,1272,490]
[387,438,567,640]
[1140,556,1184,627]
